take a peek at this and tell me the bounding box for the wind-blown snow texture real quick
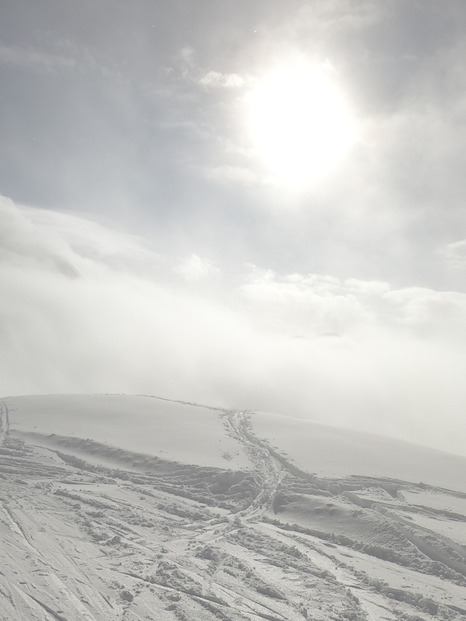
[1,395,465,620]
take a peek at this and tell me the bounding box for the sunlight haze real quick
[1,1,466,456]
[245,58,358,186]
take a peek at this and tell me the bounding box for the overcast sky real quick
[2,1,466,455]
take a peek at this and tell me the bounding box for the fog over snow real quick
[1,2,466,455]
[1,196,466,456]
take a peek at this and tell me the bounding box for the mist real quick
[1,196,465,456]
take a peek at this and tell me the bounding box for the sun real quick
[245,60,357,187]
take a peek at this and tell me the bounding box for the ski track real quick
[0,403,9,447]
[0,401,465,620]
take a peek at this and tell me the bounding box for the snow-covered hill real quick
[1,394,465,620]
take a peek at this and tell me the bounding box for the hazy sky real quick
[2,1,466,455]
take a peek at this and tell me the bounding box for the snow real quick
[1,394,465,620]
[8,394,252,470]
[251,409,466,493]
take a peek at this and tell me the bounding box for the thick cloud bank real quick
[1,196,465,456]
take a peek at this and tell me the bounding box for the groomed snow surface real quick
[1,394,465,621]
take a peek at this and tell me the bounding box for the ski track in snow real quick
[0,403,9,447]
[0,398,465,621]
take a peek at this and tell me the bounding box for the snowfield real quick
[252,410,466,493]
[1,395,465,621]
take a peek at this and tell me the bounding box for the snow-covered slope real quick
[252,410,466,493]
[8,394,252,470]
[1,395,465,620]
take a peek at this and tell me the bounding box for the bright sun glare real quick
[245,60,357,187]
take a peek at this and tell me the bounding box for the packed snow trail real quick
[222,410,286,519]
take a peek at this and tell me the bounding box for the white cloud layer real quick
[173,254,219,282]
[1,196,466,456]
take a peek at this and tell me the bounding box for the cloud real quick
[0,43,77,72]
[241,265,466,340]
[179,46,195,67]
[173,254,219,282]
[199,164,259,186]
[237,266,466,456]
[1,196,466,456]
[0,196,80,276]
[199,71,249,89]
[383,286,466,340]
[438,239,466,271]
[240,267,376,335]
[0,197,234,398]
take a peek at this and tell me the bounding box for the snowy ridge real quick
[0,394,465,620]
